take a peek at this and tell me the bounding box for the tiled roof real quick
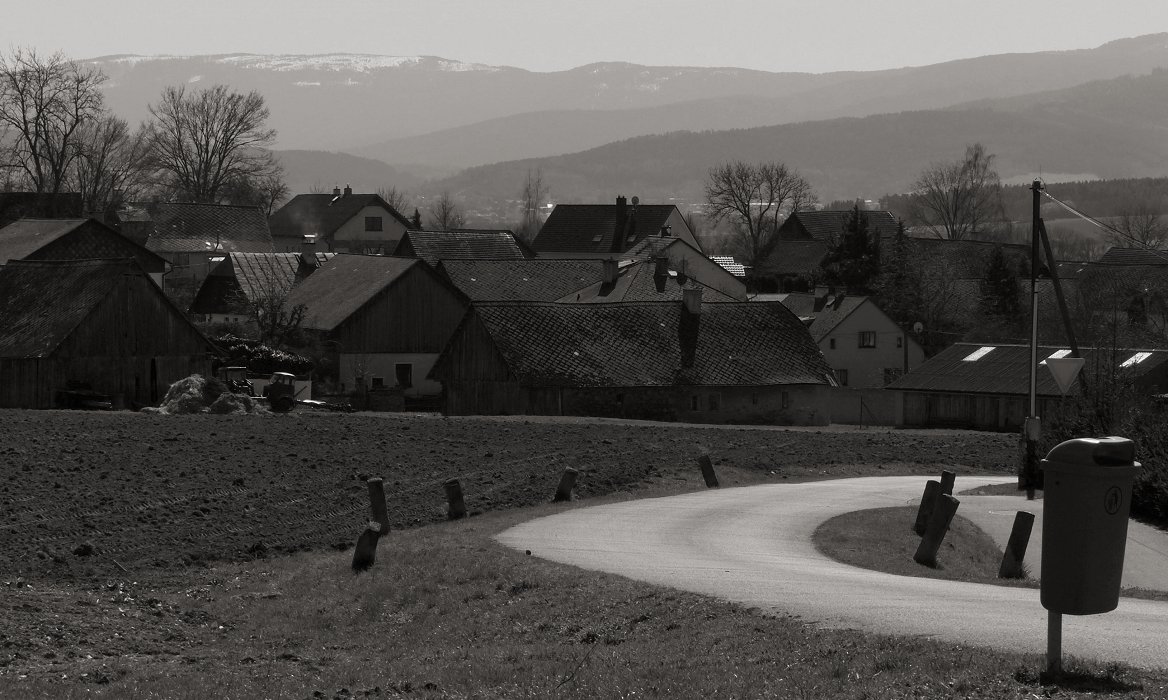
[284,254,422,331]
[231,253,303,302]
[443,301,834,388]
[779,210,899,242]
[1097,247,1168,266]
[268,193,413,241]
[0,259,141,357]
[562,259,738,304]
[886,342,1168,396]
[438,259,605,302]
[777,292,869,342]
[0,218,167,271]
[533,203,681,254]
[756,240,828,277]
[710,256,746,277]
[145,203,273,254]
[396,229,526,266]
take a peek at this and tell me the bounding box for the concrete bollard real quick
[998,511,1036,579]
[939,470,956,496]
[914,494,960,567]
[698,455,719,488]
[444,478,467,520]
[351,520,382,574]
[913,480,941,536]
[367,477,390,534]
[554,468,579,502]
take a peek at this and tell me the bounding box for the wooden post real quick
[351,520,382,574]
[1046,611,1063,677]
[554,468,578,502]
[998,511,1035,579]
[444,478,467,520]
[698,455,719,488]
[367,477,390,534]
[913,480,941,536]
[939,470,956,496]
[914,494,959,567]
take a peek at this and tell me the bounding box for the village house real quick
[0,218,168,287]
[776,209,899,242]
[284,254,468,403]
[0,259,215,409]
[268,187,415,255]
[188,251,334,325]
[885,342,1168,430]
[430,292,837,424]
[532,196,702,256]
[393,228,530,266]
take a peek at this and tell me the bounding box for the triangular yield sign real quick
[1047,357,1085,395]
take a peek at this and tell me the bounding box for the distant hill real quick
[273,150,421,197]
[425,69,1168,206]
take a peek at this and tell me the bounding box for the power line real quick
[1039,189,1168,266]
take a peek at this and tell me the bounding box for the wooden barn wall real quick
[334,267,467,354]
[0,359,50,408]
[902,392,1066,431]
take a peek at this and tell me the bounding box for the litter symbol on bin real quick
[1104,486,1122,515]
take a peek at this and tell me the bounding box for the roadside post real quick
[698,455,719,488]
[444,478,467,520]
[1039,437,1139,676]
[913,480,941,536]
[367,477,390,534]
[554,467,579,502]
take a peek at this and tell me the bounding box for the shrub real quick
[212,334,314,375]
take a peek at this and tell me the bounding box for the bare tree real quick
[703,161,815,266]
[427,191,465,230]
[515,168,547,243]
[70,115,151,217]
[377,185,411,215]
[147,84,283,204]
[226,255,306,346]
[908,142,1004,241]
[0,48,107,196]
[220,169,289,216]
[1107,200,1168,249]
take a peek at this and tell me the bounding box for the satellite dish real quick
[631,196,639,206]
[913,322,924,334]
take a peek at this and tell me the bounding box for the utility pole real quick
[1023,179,1044,500]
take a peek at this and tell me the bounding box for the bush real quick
[213,334,314,375]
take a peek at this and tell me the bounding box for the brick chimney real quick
[343,184,352,197]
[332,186,341,197]
[602,258,619,285]
[678,288,702,369]
[611,195,628,254]
[653,256,669,293]
[660,225,672,238]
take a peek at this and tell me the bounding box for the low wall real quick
[829,387,902,426]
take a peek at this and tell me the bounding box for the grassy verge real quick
[4,502,1166,700]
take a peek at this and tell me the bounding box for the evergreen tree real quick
[822,205,880,294]
[973,244,1024,341]
[873,220,923,328]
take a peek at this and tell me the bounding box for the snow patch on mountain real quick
[214,54,500,73]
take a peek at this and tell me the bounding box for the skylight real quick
[1040,349,1071,365]
[1120,352,1152,368]
[962,347,995,362]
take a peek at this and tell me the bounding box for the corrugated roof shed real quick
[0,259,144,357]
[268,193,413,241]
[396,229,526,266]
[438,301,835,388]
[438,259,605,302]
[533,203,684,254]
[886,342,1168,396]
[146,203,273,253]
[284,254,420,331]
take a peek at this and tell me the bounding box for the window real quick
[395,363,413,388]
[365,216,383,232]
[858,331,876,348]
[829,338,836,350]
[708,394,720,411]
[897,335,903,349]
[835,369,849,386]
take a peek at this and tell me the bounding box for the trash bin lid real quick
[1043,436,1135,467]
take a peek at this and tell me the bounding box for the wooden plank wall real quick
[334,266,468,354]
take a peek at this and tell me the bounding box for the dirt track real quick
[0,409,1016,584]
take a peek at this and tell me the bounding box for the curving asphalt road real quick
[497,476,1168,670]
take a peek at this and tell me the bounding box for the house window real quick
[395,363,413,388]
[829,338,836,350]
[858,331,876,348]
[836,369,849,386]
[708,394,720,411]
[173,253,190,267]
[365,216,383,232]
[897,335,903,348]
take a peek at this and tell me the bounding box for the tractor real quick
[263,371,298,413]
[218,366,256,396]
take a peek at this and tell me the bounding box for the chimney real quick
[813,285,830,312]
[678,288,702,369]
[653,256,669,293]
[602,258,619,285]
[660,225,672,238]
[611,195,628,254]
[301,233,317,254]
[332,186,341,197]
[343,184,352,197]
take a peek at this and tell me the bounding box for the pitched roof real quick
[710,256,746,277]
[268,193,413,241]
[0,218,167,270]
[1097,247,1168,266]
[533,203,683,254]
[442,301,833,388]
[886,342,1168,396]
[777,292,869,341]
[562,259,738,304]
[0,259,149,357]
[284,254,423,331]
[756,239,828,277]
[780,210,899,242]
[231,253,303,301]
[438,259,605,302]
[396,229,526,266]
[144,203,273,253]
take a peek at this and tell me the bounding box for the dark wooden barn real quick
[0,259,215,409]
[0,218,168,286]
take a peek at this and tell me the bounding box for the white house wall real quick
[820,302,925,388]
[339,352,440,398]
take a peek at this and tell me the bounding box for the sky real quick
[7,1,1168,73]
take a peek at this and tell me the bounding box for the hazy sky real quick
[8,1,1168,73]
